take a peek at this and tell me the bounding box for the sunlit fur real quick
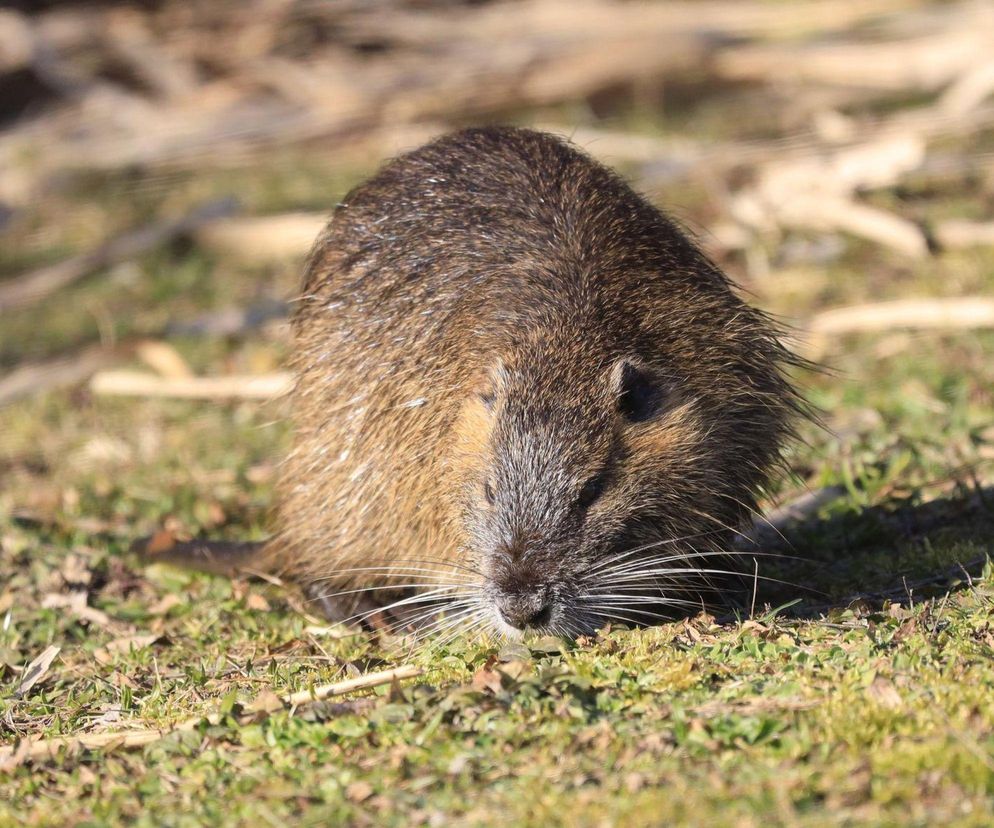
[263,126,804,639]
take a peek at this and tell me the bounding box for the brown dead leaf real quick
[15,645,60,698]
[739,620,771,636]
[892,618,917,643]
[498,660,530,680]
[94,633,161,665]
[866,677,903,709]
[346,781,374,803]
[41,592,113,629]
[148,594,182,616]
[247,689,284,715]
[692,696,818,716]
[471,667,504,695]
[245,592,271,612]
[144,530,177,556]
[136,340,193,379]
[624,772,646,793]
[59,553,92,588]
[91,705,123,728]
[111,671,139,690]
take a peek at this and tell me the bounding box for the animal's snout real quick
[490,534,556,630]
[495,588,553,630]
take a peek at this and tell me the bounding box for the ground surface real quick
[3,86,994,826]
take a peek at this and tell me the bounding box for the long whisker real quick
[595,566,808,591]
[579,594,703,608]
[330,585,475,629]
[410,606,480,644]
[422,607,491,650]
[580,529,731,578]
[309,565,479,583]
[588,547,796,583]
[582,606,683,626]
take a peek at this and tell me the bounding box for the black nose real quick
[497,591,553,630]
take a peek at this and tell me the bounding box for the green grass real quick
[2,110,994,826]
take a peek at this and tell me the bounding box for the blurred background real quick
[1,0,993,545]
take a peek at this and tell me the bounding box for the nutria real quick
[143,126,803,637]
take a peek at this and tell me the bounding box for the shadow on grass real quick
[746,486,994,618]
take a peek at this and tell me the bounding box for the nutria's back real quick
[270,126,801,635]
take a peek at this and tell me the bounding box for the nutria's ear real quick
[611,359,662,422]
[478,359,509,411]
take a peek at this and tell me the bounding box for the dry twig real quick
[0,664,422,771]
[89,370,292,400]
[809,298,994,336]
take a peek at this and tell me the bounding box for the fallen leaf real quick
[42,592,113,628]
[346,781,374,803]
[247,689,284,715]
[94,634,161,665]
[59,553,92,588]
[892,618,917,643]
[145,530,177,557]
[692,697,818,716]
[111,671,139,690]
[529,636,564,654]
[624,772,645,793]
[245,592,271,612]
[91,705,123,727]
[136,340,194,379]
[499,660,529,680]
[471,667,503,695]
[497,641,530,662]
[15,645,60,698]
[148,594,182,616]
[739,620,770,635]
[867,677,903,709]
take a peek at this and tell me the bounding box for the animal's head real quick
[450,301,798,638]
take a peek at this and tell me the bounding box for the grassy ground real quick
[2,101,994,825]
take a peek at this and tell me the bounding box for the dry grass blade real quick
[0,664,422,771]
[13,645,61,699]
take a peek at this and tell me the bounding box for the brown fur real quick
[157,127,805,635]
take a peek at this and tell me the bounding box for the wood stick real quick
[0,665,422,771]
[935,220,994,249]
[714,17,993,92]
[809,298,994,335]
[2,0,915,183]
[0,302,290,409]
[194,212,327,263]
[0,197,238,313]
[89,370,293,400]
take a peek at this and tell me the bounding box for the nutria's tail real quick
[131,533,269,577]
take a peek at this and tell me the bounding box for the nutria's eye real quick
[578,475,606,510]
[616,361,660,422]
[483,479,496,504]
[479,390,496,410]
